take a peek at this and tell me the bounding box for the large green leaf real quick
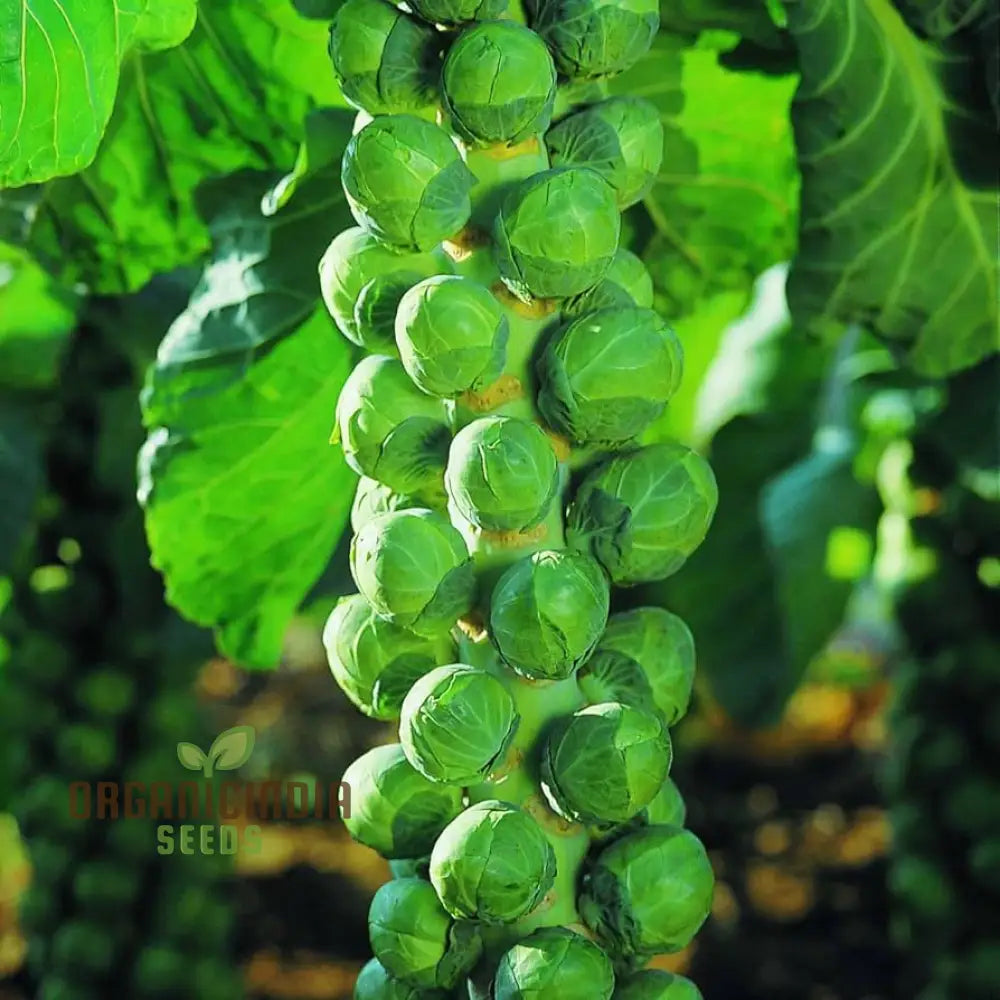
[0,1,197,186]
[613,35,800,318]
[27,0,342,294]
[893,0,995,37]
[761,434,882,677]
[0,242,78,389]
[139,111,357,669]
[785,0,999,375]
[659,0,790,47]
[0,401,42,575]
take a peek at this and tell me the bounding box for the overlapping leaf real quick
[785,0,999,375]
[0,242,78,389]
[27,0,343,294]
[612,35,800,318]
[0,0,197,186]
[139,111,357,669]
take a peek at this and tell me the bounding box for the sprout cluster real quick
[322,3,717,997]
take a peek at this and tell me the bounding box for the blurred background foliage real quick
[1,0,997,998]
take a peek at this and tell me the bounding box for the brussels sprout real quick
[612,970,703,1000]
[580,826,714,958]
[494,167,620,301]
[324,595,452,719]
[567,442,718,585]
[341,744,464,858]
[396,276,509,397]
[531,0,660,80]
[430,800,556,923]
[541,702,671,824]
[352,477,421,534]
[445,417,558,532]
[72,862,140,912]
[578,608,695,725]
[74,667,136,718]
[320,227,452,351]
[604,248,654,307]
[490,549,610,680]
[561,277,635,318]
[51,920,115,976]
[343,116,476,251]
[493,926,615,1000]
[350,509,476,635]
[329,0,443,114]
[442,22,557,146]
[355,958,450,999]
[536,307,683,446]
[408,0,508,25]
[400,664,519,784]
[561,247,654,318]
[368,878,483,989]
[335,356,452,497]
[546,97,663,208]
[643,777,686,828]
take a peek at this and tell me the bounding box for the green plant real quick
[319,3,718,995]
[0,319,242,1000]
[877,360,1000,1000]
[4,0,998,995]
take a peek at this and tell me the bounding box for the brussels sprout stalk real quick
[324,4,717,995]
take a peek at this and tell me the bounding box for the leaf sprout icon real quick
[177,725,256,778]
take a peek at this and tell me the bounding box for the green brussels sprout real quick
[567,442,718,585]
[612,970,703,1000]
[350,509,476,636]
[74,667,136,718]
[561,276,636,318]
[578,608,695,725]
[546,97,663,208]
[329,0,443,114]
[580,826,714,958]
[445,416,558,532]
[561,247,653,318]
[355,957,450,999]
[643,777,686,828]
[536,307,683,446]
[604,248,654,307]
[400,664,520,784]
[494,167,620,301]
[72,861,140,912]
[320,227,452,351]
[335,355,452,497]
[57,724,116,776]
[489,549,610,680]
[341,744,464,858]
[324,595,453,719]
[396,276,509,397]
[408,0,508,24]
[342,116,476,251]
[442,22,557,146]
[541,702,671,824]
[368,878,483,989]
[352,477,421,534]
[51,920,115,976]
[430,800,556,923]
[531,0,660,80]
[493,926,615,1000]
